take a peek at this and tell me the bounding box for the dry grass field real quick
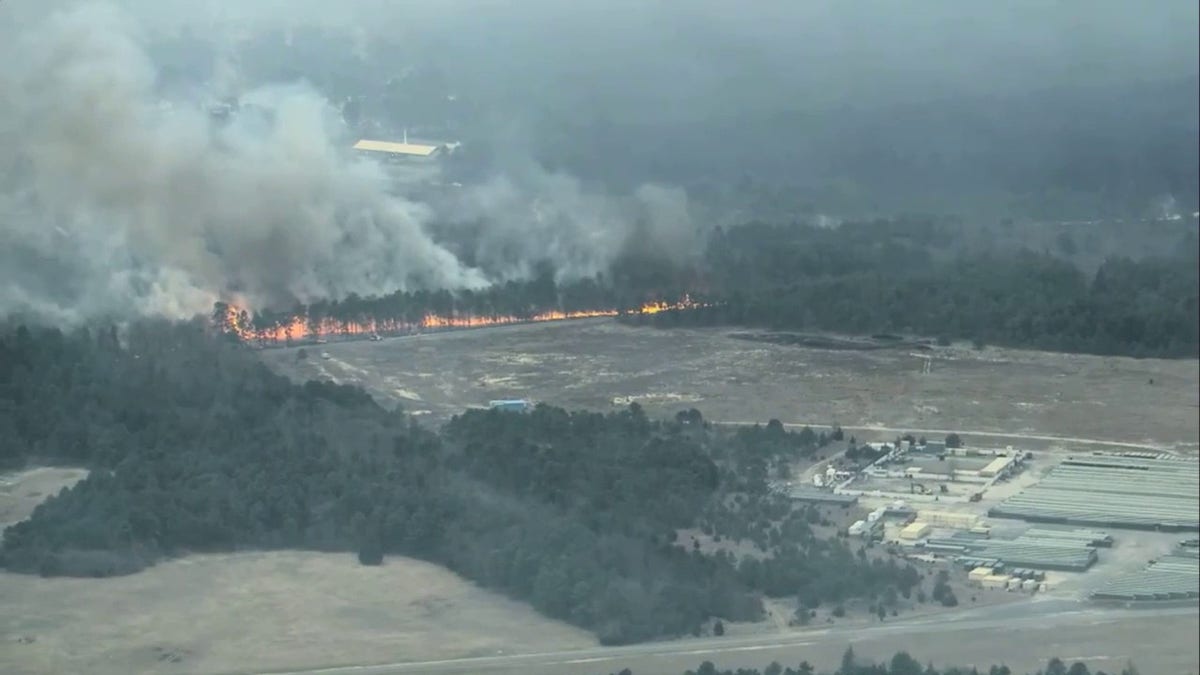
[1,468,592,675]
[262,319,1199,450]
[0,550,595,675]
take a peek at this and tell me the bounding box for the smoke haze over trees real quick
[637,219,1200,358]
[233,217,1198,359]
[1,1,1197,325]
[0,4,704,324]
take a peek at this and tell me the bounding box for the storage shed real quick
[968,566,993,582]
[920,510,980,530]
[900,521,932,540]
[980,574,1010,590]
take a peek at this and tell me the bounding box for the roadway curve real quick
[260,601,1198,675]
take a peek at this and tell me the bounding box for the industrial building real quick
[918,510,980,530]
[990,455,1199,531]
[353,137,443,160]
[1019,527,1113,548]
[900,521,931,540]
[924,529,1100,571]
[978,455,1017,478]
[787,488,858,506]
[488,399,532,413]
[967,566,1045,592]
[1092,548,1200,601]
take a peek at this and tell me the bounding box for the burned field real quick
[260,319,1199,450]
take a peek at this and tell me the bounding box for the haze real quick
[2,3,1199,675]
[8,1,1198,196]
[2,1,1197,324]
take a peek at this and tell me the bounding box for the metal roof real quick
[980,456,1012,474]
[1019,527,1113,546]
[1092,551,1199,601]
[989,456,1199,531]
[353,139,440,157]
[929,532,1099,571]
[788,488,858,505]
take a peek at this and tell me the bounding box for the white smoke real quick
[0,3,702,324]
[0,4,487,322]
[433,169,700,282]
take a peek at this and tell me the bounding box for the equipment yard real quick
[990,455,1200,531]
[1093,547,1200,602]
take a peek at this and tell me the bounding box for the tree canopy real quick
[1,321,917,644]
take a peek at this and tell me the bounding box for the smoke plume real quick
[431,168,700,282]
[0,3,702,323]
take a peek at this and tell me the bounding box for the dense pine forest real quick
[1,322,918,644]
[634,219,1199,358]
[243,218,1198,358]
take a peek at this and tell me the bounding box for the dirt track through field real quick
[262,320,1199,449]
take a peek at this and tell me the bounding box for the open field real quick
[269,602,1200,675]
[260,320,1200,450]
[1,468,593,675]
[4,552,1192,675]
[0,467,88,529]
[0,551,596,675]
[4,321,1196,675]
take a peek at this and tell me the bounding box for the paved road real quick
[711,420,1179,452]
[262,602,1199,675]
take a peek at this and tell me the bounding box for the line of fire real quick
[214,295,708,347]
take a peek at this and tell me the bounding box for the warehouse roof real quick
[928,531,1099,571]
[980,456,1013,474]
[989,456,1199,532]
[1092,550,1199,601]
[788,488,858,505]
[353,139,440,157]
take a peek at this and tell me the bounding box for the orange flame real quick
[220,295,707,346]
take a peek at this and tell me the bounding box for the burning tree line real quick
[214,278,707,346]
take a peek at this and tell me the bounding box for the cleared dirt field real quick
[262,319,1199,450]
[0,551,596,675]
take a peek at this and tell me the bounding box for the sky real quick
[0,0,1195,322]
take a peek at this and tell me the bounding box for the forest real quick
[608,650,1140,675]
[631,218,1200,358]
[240,217,1198,358]
[1,322,918,645]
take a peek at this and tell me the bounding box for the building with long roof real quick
[353,138,441,158]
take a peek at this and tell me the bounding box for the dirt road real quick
[711,420,1187,452]
[261,602,1199,675]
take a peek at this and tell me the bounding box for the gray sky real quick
[0,0,1195,321]
[6,1,1197,104]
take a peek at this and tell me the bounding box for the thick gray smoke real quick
[1,4,697,323]
[0,4,490,322]
[434,170,699,282]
